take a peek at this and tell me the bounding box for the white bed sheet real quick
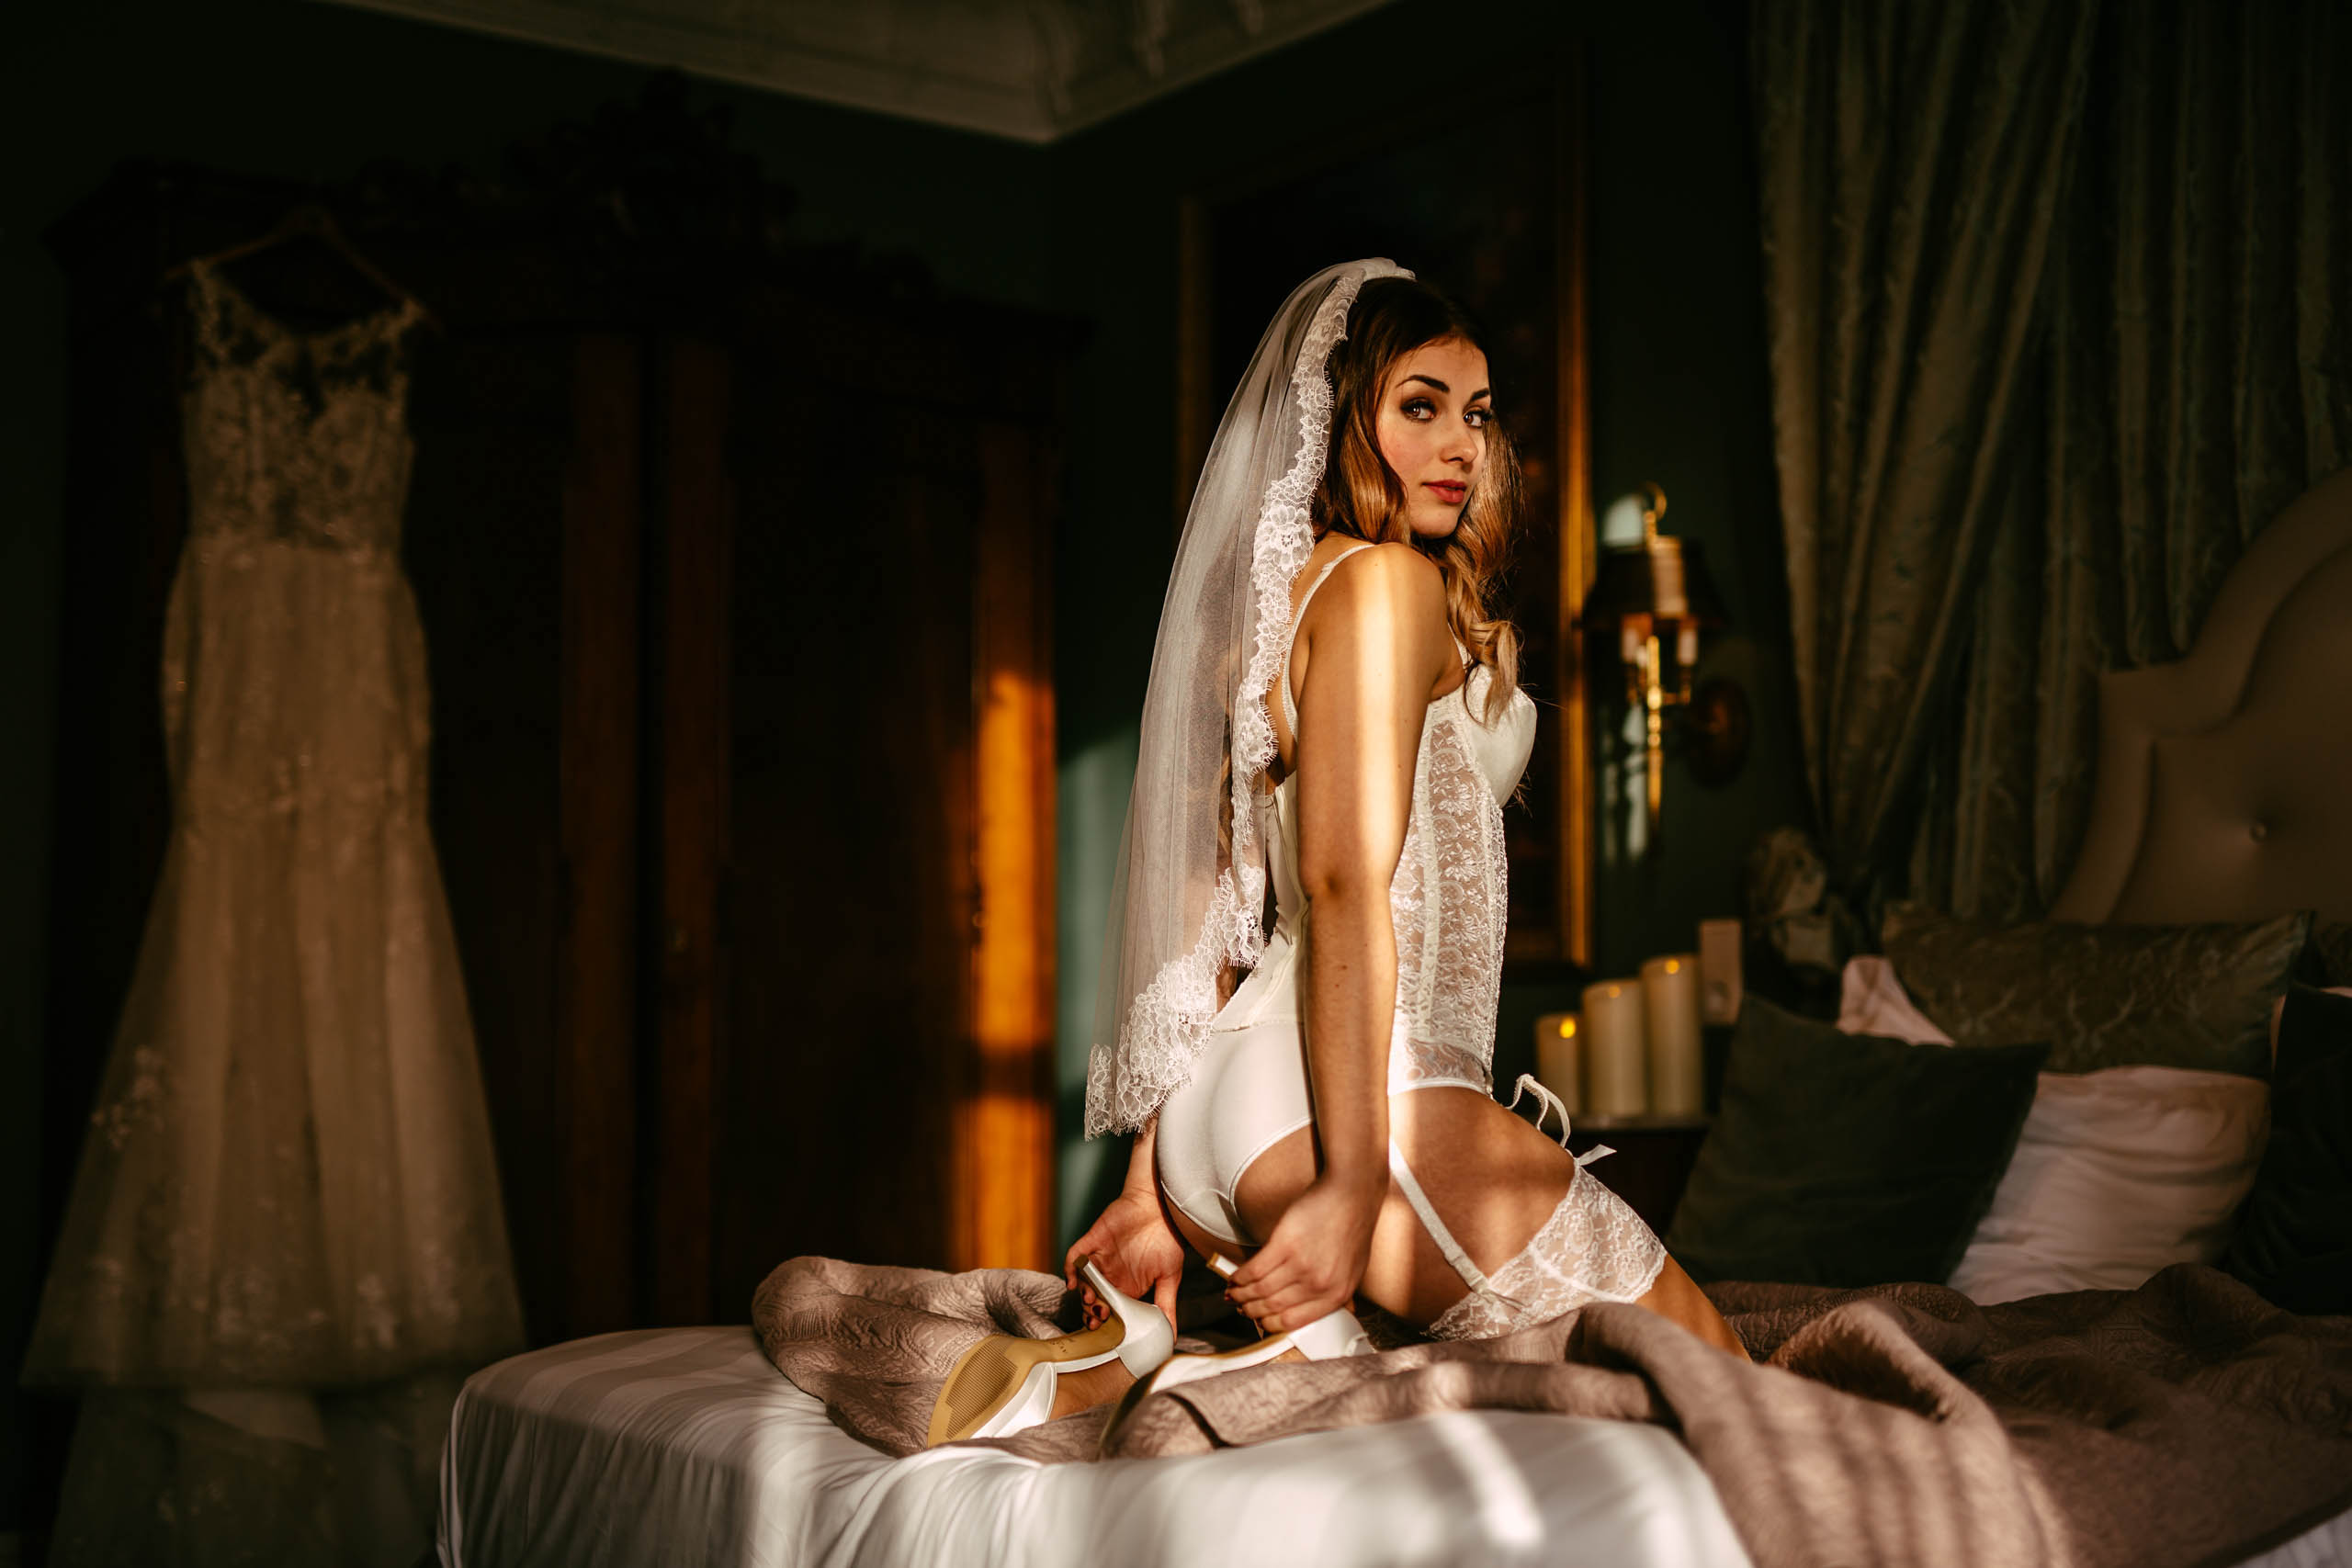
[440,1325,2352,1568]
[438,1325,1753,1568]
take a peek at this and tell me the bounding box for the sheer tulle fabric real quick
[21,265,525,1388]
[1085,258,1410,1138]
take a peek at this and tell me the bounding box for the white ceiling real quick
[316,0,1397,143]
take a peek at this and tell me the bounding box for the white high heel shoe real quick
[926,1257,1175,1446]
[1098,1254,1372,1452]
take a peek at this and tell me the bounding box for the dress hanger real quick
[164,205,440,333]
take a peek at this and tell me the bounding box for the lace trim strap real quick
[1277,544,1377,739]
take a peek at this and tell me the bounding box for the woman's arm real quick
[1065,1117,1185,1326]
[1227,542,1454,1332]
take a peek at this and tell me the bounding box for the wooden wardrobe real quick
[41,88,1069,1348]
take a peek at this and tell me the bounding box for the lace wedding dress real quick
[25,261,522,1565]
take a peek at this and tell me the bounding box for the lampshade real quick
[1579,533,1730,630]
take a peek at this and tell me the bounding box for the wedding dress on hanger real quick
[24,259,523,1565]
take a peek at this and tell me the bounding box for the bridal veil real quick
[1084,258,1411,1137]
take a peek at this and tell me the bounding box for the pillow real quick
[2223,985,2352,1314]
[1838,955,1951,1043]
[1838,956,2271,1304]
[1879,906,2310,1077]
[1943,1068,2268,1303]
[2312,921,2352,988]
[1664,998,2048,1287]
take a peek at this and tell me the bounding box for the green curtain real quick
[1757,0,2352,919]
[1754,0,2101,900]
[1911,1,2352,919]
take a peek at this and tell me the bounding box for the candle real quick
[1581,979,1648,1118]
[1533,1012,1582,1115]
[1643,953,1704,1118]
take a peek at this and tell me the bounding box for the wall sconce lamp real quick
[1577,484,1750,827]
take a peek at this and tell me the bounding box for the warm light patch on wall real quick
[955,1088,1051,1272]
[962,668,1054,1269]
[975,667,1047,1058]
[955,425,1055,1273]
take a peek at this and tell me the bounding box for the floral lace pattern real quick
[22,264,525,1387]
[183,262,423,555]
[1423,1163,1668,1339]
[1385,699,1510,1090]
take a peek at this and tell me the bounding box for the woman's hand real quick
[1225,1171,1384,1334]
[1065,1187,1185,1329]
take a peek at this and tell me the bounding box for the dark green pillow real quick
[1881,906,2310,1078]
[2222,985,2352,1314]
[1665,998,2048,1287]
[2313,921,2352,988]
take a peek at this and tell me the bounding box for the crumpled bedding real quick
[754,1257,2352,1568]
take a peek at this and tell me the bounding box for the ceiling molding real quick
[311,0,1397,144]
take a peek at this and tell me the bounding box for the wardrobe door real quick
[405,330,644,1346]
[643,336,733,1327]
[714,355,996,1308]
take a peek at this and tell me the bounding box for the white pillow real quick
[1943,1066,2267,1303]
[1836,956,2268,1304]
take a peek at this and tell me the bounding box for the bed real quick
[437,1325,1751,1566]
[439,1322,2352,1568]
[439,469,2352,1568]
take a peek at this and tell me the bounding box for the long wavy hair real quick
[1313,276,1522,722]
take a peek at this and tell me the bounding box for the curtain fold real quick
[1757,0,2352,921]
[1913,0,2352,919]
[1755,0,2102,899]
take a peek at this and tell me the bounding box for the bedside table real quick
[1566,1117,1710,1235]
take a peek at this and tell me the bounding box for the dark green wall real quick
[1042,0,1808,1235]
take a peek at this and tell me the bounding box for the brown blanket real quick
[753,1258,2352,1568]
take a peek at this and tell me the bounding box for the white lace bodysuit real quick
[1153,546,1667,1338]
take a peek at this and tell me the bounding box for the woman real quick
[935,261,1740,1446]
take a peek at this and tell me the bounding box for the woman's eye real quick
[1401,397,1435,420]
[1466,406,1494,428]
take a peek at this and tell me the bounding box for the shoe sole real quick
[927,1315,1126,1447]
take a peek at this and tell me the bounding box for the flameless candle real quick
[1581,979,1648,1118]
[1642,953,1704,1118]
[1533,1011,1583,1115]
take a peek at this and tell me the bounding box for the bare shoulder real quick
[1299,541,1452,689]
[1314,540,1446,626]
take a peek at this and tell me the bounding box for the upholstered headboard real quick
[2052,467,2352,925]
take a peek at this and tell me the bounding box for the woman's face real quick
[1374,335,1492,540]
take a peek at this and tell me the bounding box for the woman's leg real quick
[1221,1086,1745,1357]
